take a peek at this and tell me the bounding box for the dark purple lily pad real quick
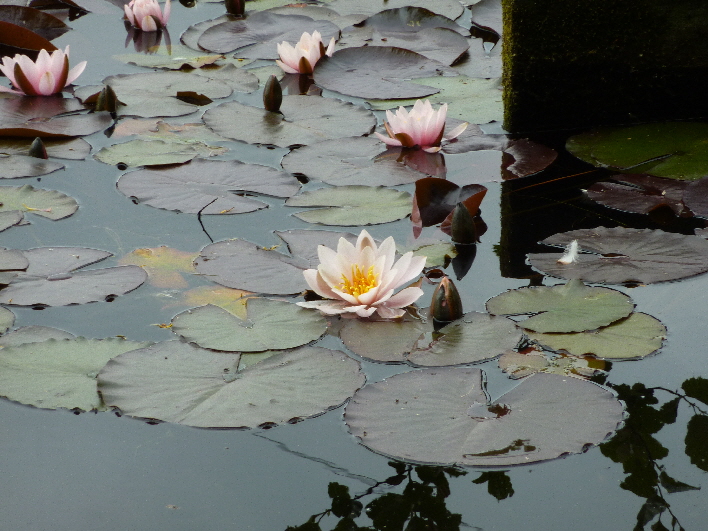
[0,97,112,139]
[197,11,340,58]
[0,247,147,307]
[412,177,487,228]
[0,20,57,59]
[345,368,624,466]
[324,0,465,20]
[313,46,457,100]
[117,159,300,214]
[586,174,690,216]
[203,96,376,148]
[281,136,427,186]
[0,5,69,41]
[528,227,708,285]
[682,176,708,219]
[502,138,558,179]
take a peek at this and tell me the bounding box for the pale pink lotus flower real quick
[276,31,335,74]
[374,99,468,153]
[297,230,426,319]
[0,46,86,96]
[124,0,171,32]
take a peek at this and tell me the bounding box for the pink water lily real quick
[0,46,86,96]
[276,31,335,75]
[124,0,171,32]
[374,99,468,153]
[297,230,426,319]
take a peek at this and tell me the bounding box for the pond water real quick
[1,1,706,530]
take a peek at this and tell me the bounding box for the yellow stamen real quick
[339,265,378,297]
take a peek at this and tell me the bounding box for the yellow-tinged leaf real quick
[180,286,251,319]
[119,246,198,288]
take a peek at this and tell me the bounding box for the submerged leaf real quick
[119,246,198,288]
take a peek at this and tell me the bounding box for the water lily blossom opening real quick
[374,99,468,153]
[0,46,86,96]
[124,0,171,32]
[276,31,335,74]
[297,230,426,319]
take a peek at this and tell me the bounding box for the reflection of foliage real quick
[600,378,708,531]
[285,462,515,530]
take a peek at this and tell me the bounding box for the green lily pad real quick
[345,368,624,466]
[0,305,14,334]
[111,119,229,144]
[527,312,666,360]
[498,348,606,379]
[0,155,63,179]
[0,210,24,232]
[0,325,75,347]
[113,45,226,70]
[486,279,635,333]
[203,97,376,148]
[0,184,78,220]
[172,299,327,352]
[95,138,227,167]
[324,0,465,20]
[528,227,708,285]
[285,185,412,226]
[0,337,151,411]
[98,341,365,428]
[566,122,708,181]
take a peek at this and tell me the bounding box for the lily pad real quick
[528,227,708,285]
[0,154,64,179]
[486,279,634,333]
[98,341,365,428]
[0,184,78,220]
[681,176,708,219]
[113,44,225,70]
[586,174,690,216]
[0,210,24,232]
[498,348,606,380]
[0,247,147,307]
[0,305,14,333]
[345,368,624,466]
[96,138,226,167]
[273,229,357,268]
[281,136,427,186]
[119,246,198,289]
[313,47,457,100]
[0,137,90,160]
[0,6,69,41]
[117,158,300,214]
[412,177,487,229]
[0,325,75,347]
[197,11,340,58]
[172,299,327,352]
[0,97,112,138]
[324,0,465,20]
[527,312,667,360]
[286,185,412,226]
[0,337,151,411]
[566,122,708,181]
[179,286,250,318]
[194,238,307,295]
[111,119,229,144]
[203,97,376,148]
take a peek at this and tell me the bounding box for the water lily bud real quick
[95,85,118,113]
[225,0,244,16]
[431,276,463,323]
[450,202,478,244]
[28,137,48,159]
[263,75,282,112]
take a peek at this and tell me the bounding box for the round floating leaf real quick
[0,247,28,272]
[682,176,708,219]
[0,184,77,220]
[111,119,229,144]
[195,238,307,295]
[408,312,522,366]
[527,312,666,360]
[0,154,63,179]
[179,286,250,318]
[0,97,112,138]
[286,185,412,226]
[502,138,558,179]
[98,341,365,428]
[172,299,327,352]
[273,229,357,268]
[96,139,226,167]
[324,0,465,20]
[586,174,690,216]
[566,122,708,181]
[313,47,457,100]
[281,137,426,186]
[0,20,57,58]
[399,241,457,268]
[0,247,147,307]
[0,210,24,232]
[203,97,376,148]
[345,368,624,466]
[0,337,151,411]
[180,15,233,50]
[119,246,198,289]
[0,305,14,333]
[0,325,75,347]
[498,348,606,380]
[117,158,300,214]
[486,279,634,333]
[0,137,90,160]
[198,11,340,58]
[0,6,69,41]
[113,44,225,70]
[340,313,431,363]
[528,227,708,285]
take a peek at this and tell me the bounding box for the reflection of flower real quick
[297,229,426,318]
[276,31,335,74]
[0,46,86,96]
[124,0,171,32]
[374,100,468,153]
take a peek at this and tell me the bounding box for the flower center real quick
[339,265,378,297]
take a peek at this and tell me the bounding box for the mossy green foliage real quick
[502,0,708,132]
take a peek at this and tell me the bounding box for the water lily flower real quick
[276,30,335,75]
[297,230,426,319]
[0,46,86,96]
[124,0,171,32]
[557,239,579,264]
[374,99,468,153]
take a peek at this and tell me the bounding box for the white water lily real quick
[297,230,426,318]
[276,31,335,74]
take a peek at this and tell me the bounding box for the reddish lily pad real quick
[586,174,690,216]
[0,20,57,59]
[412,177,487,229]
[528,227,708,285]
[682,176,708,219]
[0,97,112,138]
[117,159,300,214]
[0,6,69,41]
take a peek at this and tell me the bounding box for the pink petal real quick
[65,61,86,86]
[303,269,339,300]
[373,132,403,147]
[37,71,57,95]
[444,122,468,141]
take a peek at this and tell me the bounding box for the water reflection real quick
[123,24,172,54]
